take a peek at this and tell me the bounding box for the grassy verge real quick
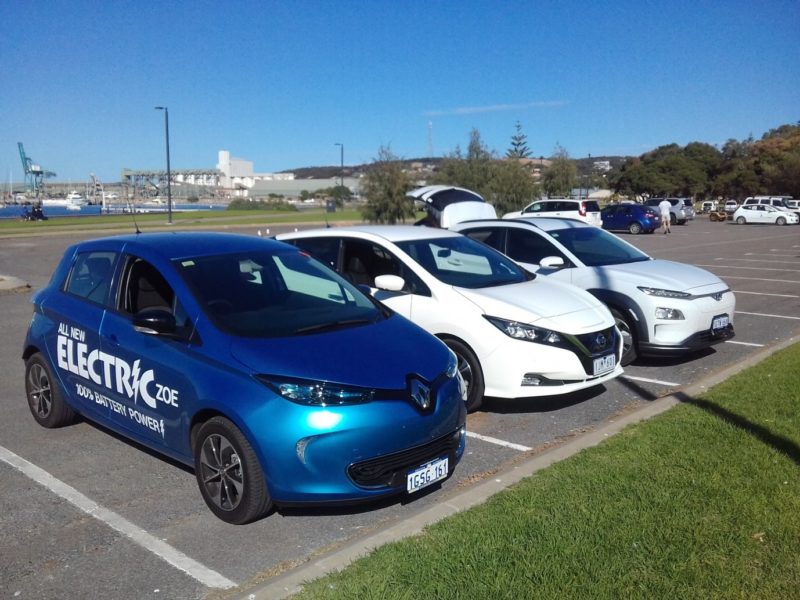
[0,208,367,235]
[295,344,800,599]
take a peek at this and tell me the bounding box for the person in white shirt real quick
[658,199,672,234]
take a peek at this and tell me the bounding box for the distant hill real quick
[282,156,629,179]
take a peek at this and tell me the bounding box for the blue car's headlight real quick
[445,349,459,379]
[257,376,375,406]
[484,315,562,344]
[637,286,691,299]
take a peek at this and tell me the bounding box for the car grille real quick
[347,429,461,489]
[569,326,619,375]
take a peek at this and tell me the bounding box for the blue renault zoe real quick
[23,232,466,523]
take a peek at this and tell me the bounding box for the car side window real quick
[529,202,547,213]
[460,227,506,253]
[285,237,341,270]
[121,257,193,336]
[507,228,569,265]
[65,251,117,305]
[342,240,430,296]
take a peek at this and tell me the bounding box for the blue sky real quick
[3,0,799,184]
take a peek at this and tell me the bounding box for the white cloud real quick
[423,100,567,117]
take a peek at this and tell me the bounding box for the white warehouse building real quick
[216,150,295,189]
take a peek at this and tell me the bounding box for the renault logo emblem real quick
[410,379,432,410]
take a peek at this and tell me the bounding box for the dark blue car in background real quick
[600,203,661,234]
[23,232,466,523]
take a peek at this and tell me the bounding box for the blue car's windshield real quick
[549,227,650,266]
[395,236,528,288]
[177,251,383,337]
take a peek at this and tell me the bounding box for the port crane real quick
[18,142,56,198]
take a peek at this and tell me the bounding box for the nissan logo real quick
[712,293,723,301]
[594,333,607,350]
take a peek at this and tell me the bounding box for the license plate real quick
[593,353,616,376]
[712,314,730,331]
[407,456,449,493]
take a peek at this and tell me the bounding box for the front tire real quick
[776,216,786,225]
[736,216,746,224]
[610,308,637,366]
[25,353,76,428]
[628,222,642,235]
[194,416,272,524]
[443,338,484,412]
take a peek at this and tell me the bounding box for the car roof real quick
[279,225,462,243]
[75,231,291,260]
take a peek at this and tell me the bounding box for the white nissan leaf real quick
[278,226,623,411]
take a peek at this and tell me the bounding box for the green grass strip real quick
[296,344,800,599]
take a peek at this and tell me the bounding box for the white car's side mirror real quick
[539,256,565,269]
[374,274,405,291]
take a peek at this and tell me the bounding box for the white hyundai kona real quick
[278,226,623,411]
[451,218,736,366]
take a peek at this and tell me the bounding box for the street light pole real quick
[334,142,344,188]
[154,106,173,224]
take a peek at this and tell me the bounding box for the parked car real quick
[503,198,602,226]
[278,226,623,412]
[679,198,696,220]
[23,232,467,523]
[451,218,736,366]
[644,198,690,225]
[743,196,800,220]
[700,201,717,213]
[733,204,799,225]
[724,200,739,213]
[600,203,661,234]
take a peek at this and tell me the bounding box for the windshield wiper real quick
[296,318,375,335]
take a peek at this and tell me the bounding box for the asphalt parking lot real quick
[1,217,798,599]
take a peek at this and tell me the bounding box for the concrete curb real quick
[0,275,31,294]
[234,334,800,600]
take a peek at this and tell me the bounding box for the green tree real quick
[487,159,540,215]
[541,145,577,197]
[506,121,532,159]
[360,146,414,224]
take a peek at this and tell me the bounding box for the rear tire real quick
[443,338,484,412]
[628,222,642,235]
[194,416,272,524]
[737,216,746,224]
[25,353,76,428]
[610,308,637,366]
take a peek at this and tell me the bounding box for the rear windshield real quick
[584,201,600,212]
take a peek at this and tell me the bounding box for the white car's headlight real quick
[484,315,562,344]
[655,307,685,320]
[637,286,691,299]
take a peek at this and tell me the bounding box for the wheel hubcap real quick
[27,364,52,418]
[457,354,473,399]
[199,434,244,511]
[615,318,633,358]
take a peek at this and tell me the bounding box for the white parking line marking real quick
[718,258,799,265]
[733,290,799,298]
[736,311,800,320]
[726,340,765,347]
[695,264,798,272]
[719,275,800,284]
[622,375,680,387]
[466,431,531,452]
[744,253,797,258]
[0,446,236,590]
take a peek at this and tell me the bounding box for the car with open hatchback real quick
[451,218,736,366]
[278,226,623,412]
[23,232,466,524]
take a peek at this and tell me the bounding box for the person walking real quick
[658,198,672,234]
